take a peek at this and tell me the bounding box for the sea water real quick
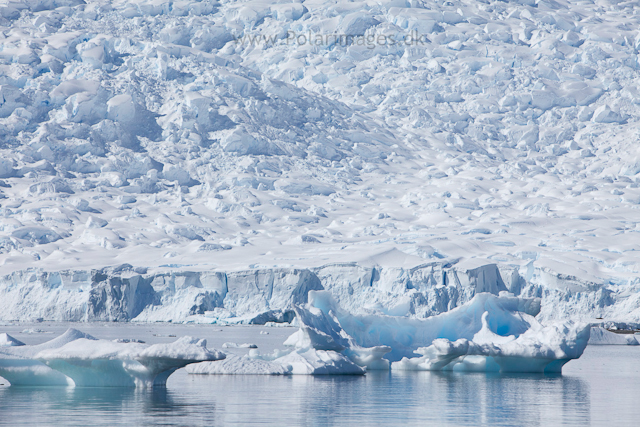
[0,324,638,426]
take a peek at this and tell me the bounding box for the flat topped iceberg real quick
[588,327,639,345]
[189,347,367,376]
[0,329,225,387]
[187,353,290,375]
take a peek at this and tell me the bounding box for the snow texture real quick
[0,328,225,387]
[0,0,639,325]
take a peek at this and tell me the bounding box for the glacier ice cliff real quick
[0,260,638,324]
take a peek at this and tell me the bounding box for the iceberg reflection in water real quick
[0,367,594,427]
[2,346,640,426]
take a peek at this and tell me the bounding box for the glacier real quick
[0,261,636,327]
[0,0,639,326]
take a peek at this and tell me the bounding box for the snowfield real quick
[0,0,639,324]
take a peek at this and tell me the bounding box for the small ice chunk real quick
[592,105,624,123]
[21,328,46,334]
[0,333,24,347]
[222,342,258,349]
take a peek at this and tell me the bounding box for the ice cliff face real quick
[1,0,640,323]
[0,261,636,324]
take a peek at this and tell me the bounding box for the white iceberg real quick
[188,346,366,376]
[0,328,96,386]
[0,329,225,387]
[287,291,590,374]
[188,291,590,376]
[273,348,365,375]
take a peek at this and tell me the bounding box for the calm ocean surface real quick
[1,324,638,426]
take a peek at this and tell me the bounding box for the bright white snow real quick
[0,0,639,325]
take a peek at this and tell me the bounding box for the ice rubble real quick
[187,291,590,375]
[0,0,640,323]
[0,328,225,387]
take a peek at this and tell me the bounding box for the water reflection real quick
[182,370,590,427]
[0,368,606,427]
[0,384,217,427]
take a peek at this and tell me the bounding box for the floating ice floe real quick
[222,342,258,349]
[187,353,289,376]
[0,329,224,387]
[588,327,638,346]
[188,291,590,376]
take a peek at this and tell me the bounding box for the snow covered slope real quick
[1,0,640,322]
